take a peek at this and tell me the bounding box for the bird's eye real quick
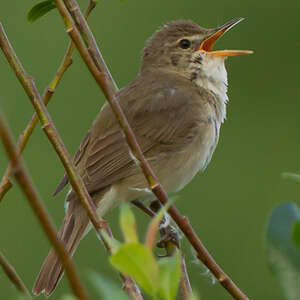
[179,39,191,49]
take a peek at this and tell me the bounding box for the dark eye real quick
[179,39,191,49]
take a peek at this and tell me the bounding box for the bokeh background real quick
[0,0,300,299]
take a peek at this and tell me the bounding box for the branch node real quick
[150,182,160,190]
[12,164,22,176]
[42,123,51,130]
[90,1,96,10]
[98,219,109,230]
[46,88,55,94]
[70,6,77,12]
[67,58,73,67]
[66,27,74,34]
[219,275,227,283]
[182,216,190,225]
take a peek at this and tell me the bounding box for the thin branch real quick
[0,250,33,299]
[0,21,142,300]
[0,1,96,202]
[64,0,117,92]
[0,114,88,300]
[132,200,156,218]
[179,253,192,300]
[121,275,143,300]
[53,1,250,299]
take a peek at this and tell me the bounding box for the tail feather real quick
[32,201,89,297]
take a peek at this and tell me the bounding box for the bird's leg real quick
[132,199,181,256]
[149,200,192,298]
[156,225,180,254]
[149,200,180,256]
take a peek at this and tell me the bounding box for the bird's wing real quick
[77,86,207,195]
[54,78,211,197]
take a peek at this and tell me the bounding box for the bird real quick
[33,17,252,296]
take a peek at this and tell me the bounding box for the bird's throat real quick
[189,54,228,122]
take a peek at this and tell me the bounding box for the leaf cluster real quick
[107,203,182,300]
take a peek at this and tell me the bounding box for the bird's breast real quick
[160,116,220,193]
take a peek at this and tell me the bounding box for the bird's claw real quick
[156,225,180,256]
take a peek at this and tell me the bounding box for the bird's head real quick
[141,18,252,79]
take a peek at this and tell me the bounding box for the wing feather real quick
[54,74,211,197]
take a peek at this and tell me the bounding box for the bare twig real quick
[132,200,156,218]
[0,114,88,300]
[64,0,117,92]
[0,250,33,299]
[179,253,192,300]
[0,21,142,300]
[0,1,96,202]
[53,1,250,299]
[121,276,143,300]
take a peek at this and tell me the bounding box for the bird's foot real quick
[156,225,180,257]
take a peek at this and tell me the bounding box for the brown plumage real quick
[33,18,251,296]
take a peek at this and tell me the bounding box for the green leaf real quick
[266,202,300,299]
[27,1,56,23]
[158,251,181,300]
[292,221,300,249]
[88,271,130,300]
[110,242,159,296]
[120,202,138,243]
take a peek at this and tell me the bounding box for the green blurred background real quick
[1,0,300,299]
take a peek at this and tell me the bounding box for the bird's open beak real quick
[199,17,253,57]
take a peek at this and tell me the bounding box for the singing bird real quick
[33,18,252,296]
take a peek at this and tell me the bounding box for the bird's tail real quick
[32,199,89,297]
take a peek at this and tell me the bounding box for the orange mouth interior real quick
[199,18,253,57]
